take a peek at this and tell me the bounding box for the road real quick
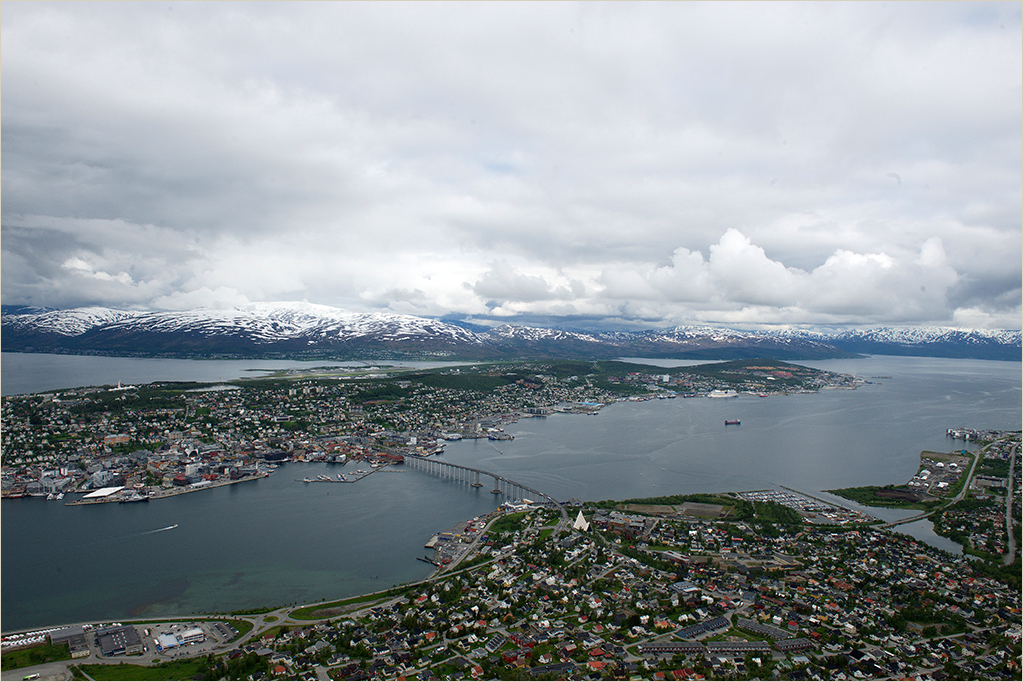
[951,442,985,503]
[876,442,987,529]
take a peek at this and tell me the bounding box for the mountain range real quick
[2,303,1020,361]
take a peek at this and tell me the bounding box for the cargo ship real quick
[724,419,741,425]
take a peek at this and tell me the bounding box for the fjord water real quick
[2,355,1020,632]
[441,355,1022,502]
[0,352,473,397]
[2,464,501,631]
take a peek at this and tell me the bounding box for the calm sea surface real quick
[0,353,475,397]
[2,354,1020,632]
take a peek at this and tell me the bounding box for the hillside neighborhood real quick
[3,484,1020,680]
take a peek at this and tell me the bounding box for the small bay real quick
[1,354,1019,632]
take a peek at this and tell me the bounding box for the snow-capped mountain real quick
[489,324,604,344]
[787,326,1022,360]
[87,304,486,345]
[1,303,490,358]
[584,325,855,360]
[1,306,138,336]
[1,304,1019,360]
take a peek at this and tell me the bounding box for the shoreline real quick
[63,473,269,506]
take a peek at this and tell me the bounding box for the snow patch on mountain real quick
[2,306,140,336]
[2,304,1018,359]
[488,325,604,344]
[1,303,488,348]
[779,326,1023,346]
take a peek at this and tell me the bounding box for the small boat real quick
[317,475,331,482]
[724,420,741,426]
[302,478,313,483]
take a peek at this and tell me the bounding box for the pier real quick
[403,454,566,520]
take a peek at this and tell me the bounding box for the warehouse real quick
[49,625,90,658]
[96,625,143,656]
[156,633,179,650]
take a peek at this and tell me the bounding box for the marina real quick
[296,470,376,484]
[737,488,874,525]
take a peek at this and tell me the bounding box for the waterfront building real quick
[96,625,143,656]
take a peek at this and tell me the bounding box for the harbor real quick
[64,473,269,506]
[295,468,377,484]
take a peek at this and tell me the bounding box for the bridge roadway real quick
[402,454,567,521]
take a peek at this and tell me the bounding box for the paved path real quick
[951,443,984,503]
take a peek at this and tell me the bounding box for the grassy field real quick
[73,660,207,681]
[620,503,673,514]
[827,485,939,511]
[488,511,529,535]
[227,619,253,641]
[0,642,72,671]
[289,587,404,620]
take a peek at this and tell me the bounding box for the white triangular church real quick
[572,510,590,532]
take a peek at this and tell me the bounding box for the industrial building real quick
[179,627,205,645]
[156,633,179,650]
[95,625,143,656]
[49,625,90,658]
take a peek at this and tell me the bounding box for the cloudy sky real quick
[2,1,1020,331]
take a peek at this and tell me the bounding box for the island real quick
[1,359,857,502]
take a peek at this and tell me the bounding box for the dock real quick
[295,468,378,484]
[65,473,269,505]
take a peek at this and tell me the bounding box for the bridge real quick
[402,454,566,520]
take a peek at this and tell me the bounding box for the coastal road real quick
[875,441,988,530]
[950,441,985,504]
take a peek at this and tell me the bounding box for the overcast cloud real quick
[2,1,1020,330]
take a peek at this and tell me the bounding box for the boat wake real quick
[139,524,178,536]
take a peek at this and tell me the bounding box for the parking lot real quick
[140,621,223,659]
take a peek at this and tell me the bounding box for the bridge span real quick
[403,454,566,520]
